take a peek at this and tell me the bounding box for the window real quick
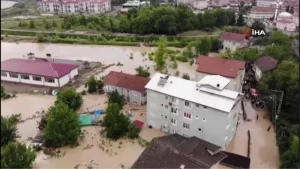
[21,74,30,80]
[132,91,138,96]
[171,108,177,114]
[198,128,202,132]
[202,118,206,121]
[195,115,198,119]
[1,72,7,77]
[143,92,147,97]
[33,76,42,81]
[183,123,190,129]
[9,73,18,78]
[171,97,178,104]
[45,78,55,83]
[184,112,191,119]
[184,101,191,108]
[171,118,177,125]
[196,103,200,107]
[203,106,207,109]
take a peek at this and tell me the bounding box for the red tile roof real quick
[196,56,245,78]
[219,32,246,42]
[104,71,150,92]
[250,6,276,13]
[1,59,79,78]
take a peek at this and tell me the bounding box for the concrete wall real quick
[69,68,79,79]
[195,70,245,92]
[103,84,146,105]
[0,71,75,88]
[146,89,240,148]
[221,40,246,52]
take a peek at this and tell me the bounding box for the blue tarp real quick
[94,109,104,115]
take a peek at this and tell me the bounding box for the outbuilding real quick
[1,58,79,88]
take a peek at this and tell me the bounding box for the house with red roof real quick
[103,71,150,105]
[219,32,249,52]
[1,58,79,88]
[195,56,245,92]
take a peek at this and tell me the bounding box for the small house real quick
[253,56,278,81]
[219,32,250,52]
[103,71,150,105]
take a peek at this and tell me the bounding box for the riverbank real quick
[2,29,221,47]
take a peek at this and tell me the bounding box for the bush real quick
[176,56,188,62]
[107,90,126,109]
[127,124,141,139]
[182,73,190,80]
[81,90,87,95]
[56,88,83,110]
[1,115,18,146]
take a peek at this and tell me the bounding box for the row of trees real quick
[57,5,236,35]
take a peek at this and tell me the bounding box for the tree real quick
[270,31,291,46]
[220,48,233,59]
[236,13,244,26]
[56,88,83,110]
[1,142,36,168]
[1,115,18,147]
[44,102,81,147]
[135,66,150,78]
[154,38,167,71]
[182,73,190,80]
[86,76,103,93]
[195,38,212,55]
[107,90,125,109]
[44,21,51,29]
[102,103,131,140]
[29,21,35,29]
[52,20,57,27]
[251,20,265,31]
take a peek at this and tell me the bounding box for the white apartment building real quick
[177,0,208,9]
[145,73,243,148]
[38,0,111,14]
[256,0,277,7]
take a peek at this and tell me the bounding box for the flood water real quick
[1,1,16,9]
[1,42,279,168]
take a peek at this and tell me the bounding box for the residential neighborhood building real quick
[131,134,227,169]
[177,0,208,9]
[253,56,278,81]
[145,73,243,148]
[38,0,111,14]
[120,0,149,14]
[274,12,298,31]
[208,0,230,9]
[256,0,277,7]
[103,71,149,105]
[1,58,79,88]
[195,56,245,92]
[219,32,250,52]
[249,6,276,19]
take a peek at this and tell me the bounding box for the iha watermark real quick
[243,27,266,38]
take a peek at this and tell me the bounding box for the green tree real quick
[29,21,35,29]
[56,88,83,110]
[102,103,131,139]
[1,115,18,147]
[44,21,51,29]
[1,142,36,168]
[195,38,212,55]
[44,102,81,147]
[154,38,167,71]
[52,20,57,27]
[107,90,126,109]
[135,66,150,78]
[270,31,291,46]
[86,76,98,93]
[236,13,244,26]
[251,20,265,31]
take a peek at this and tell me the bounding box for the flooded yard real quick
[1,42,279,168]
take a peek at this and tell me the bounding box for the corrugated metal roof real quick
[145,73,240,113]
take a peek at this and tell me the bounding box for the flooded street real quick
[226,101,280,168]
[1,42,279,168]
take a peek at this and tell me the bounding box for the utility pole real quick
[270,90,284,131]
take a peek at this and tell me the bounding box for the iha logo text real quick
[243,28,266,38]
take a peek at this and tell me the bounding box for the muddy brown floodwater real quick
[1,42,279,168]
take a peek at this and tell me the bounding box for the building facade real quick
[145,73,243,148]
[249,6,276,19]
[1,58,79,88]
[253,56,278,81]
[195,56,246,92]
[219,32,250,52]
[256,0,277,7]
[103,71,149,105]
[38,0,111,14]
